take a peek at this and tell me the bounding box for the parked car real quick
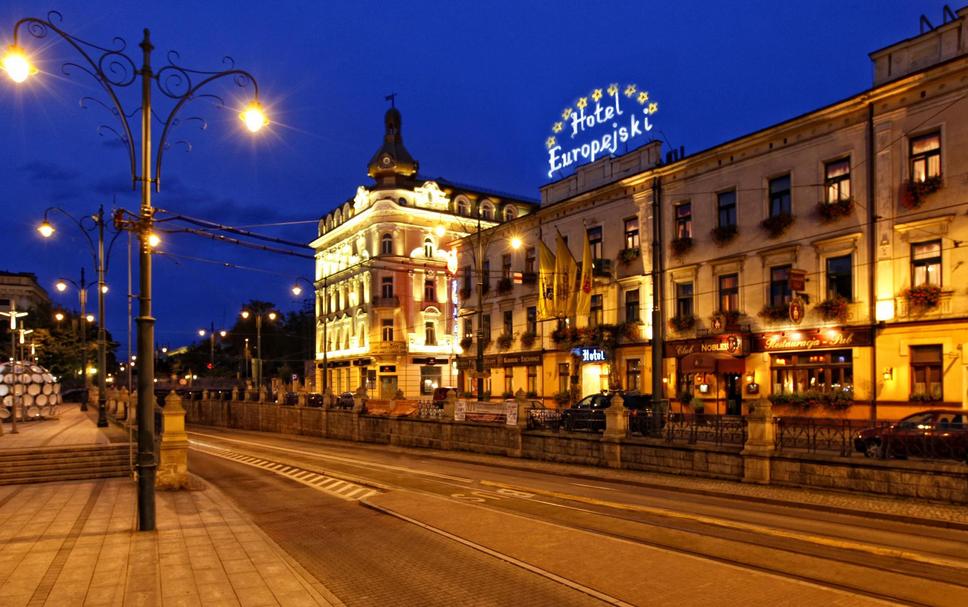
[560,391,654,432]
[335,392,356,409]
[431,387,458,408]
[854,410,968,462]
[305,393,324,408]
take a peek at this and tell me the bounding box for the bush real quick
[553,391,571,405]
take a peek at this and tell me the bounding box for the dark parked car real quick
[854,410,968,462]
[560,391,654,432]
[335,392,356,409]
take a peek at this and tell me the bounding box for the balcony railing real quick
[372,295,400,308]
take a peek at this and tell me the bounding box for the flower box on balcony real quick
[816,198,853,222]
[496,333,514,350]
[816,296,849,322]
[618,247,641,264]
[900,176,942,210]
[710,224,738,246]
[668,314,696,332]
[758,303,789,322]
[459,336,473,350]
[459,286,472,300]
[520,331,537,348]
[760,212,794,238]
[497,277,513,295]
[670,236,694,257]
[902,284,942,310]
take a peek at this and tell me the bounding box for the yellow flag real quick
[576,230,593,317]
[537,240,556,320]
[555,232,577,318]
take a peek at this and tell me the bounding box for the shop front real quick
[667,333,749,415]
[456,352,543,399]
[318,358,372,395]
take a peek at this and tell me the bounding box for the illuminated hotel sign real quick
[573,347,607,363]
[546,83,659,178]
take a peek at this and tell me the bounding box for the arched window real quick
[457,199,470,217]
[480,202,494,221]
[503,206,516,222]
[423,237,434,258]
[381,233,393,255]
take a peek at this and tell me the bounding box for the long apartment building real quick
[457,7,968,419]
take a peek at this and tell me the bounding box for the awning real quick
[679,351,745,374]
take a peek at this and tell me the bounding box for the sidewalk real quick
[0,404,129,450]
[0,477,341,607]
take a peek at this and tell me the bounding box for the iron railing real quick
[773,417,882,456]
[660,413,748,447]
[527,409,562,431]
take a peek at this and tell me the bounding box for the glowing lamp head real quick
[291,285,303,296]
[434,225,446,237]
[198,329,206,337]
[240,310,251,319]
[37,221,55,238]
[510,236,523,250]
[100,285,109,294]
[268,311,277,321]
[85,314,95,323]
[219,330,227,338]
[240,102,268,133]
[55,281,67,292]
[146,232,161,248]
[2,47,34,83]
[54,312,64,322]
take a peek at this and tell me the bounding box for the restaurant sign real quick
[670,334,747,358]
[753,328,872,352]
[545,83,659,178]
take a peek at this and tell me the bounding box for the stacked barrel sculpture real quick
[0,362,61,421]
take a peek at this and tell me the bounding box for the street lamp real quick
[52,269,100,413]
[240,309,276,390]
[3,10,268,531]
[0,302,28,434]
[198,323,227,371]
[290,277,317,390]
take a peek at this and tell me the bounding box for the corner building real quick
[462,9,968,419]
[310,108,536,399]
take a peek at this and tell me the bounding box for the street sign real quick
[512,271,523,284]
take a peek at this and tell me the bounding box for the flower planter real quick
[520,331,537,348]
[758,304,788,322]
[760,212,794,238]
[900,176,942,210]
[902,284,942,310]
[710,224,738,246]
[668,314,696,332]
[816,297,849,322]
[670,236,694,257]
[496,333,514,350]
[816,198,853,222]
[619,247,641,264]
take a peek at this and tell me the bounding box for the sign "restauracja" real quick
[545,83,659,178]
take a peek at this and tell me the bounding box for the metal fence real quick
[773,417,878,456]
[660,413,748,447]
[527,409,562,431]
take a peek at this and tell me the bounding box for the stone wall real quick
[183,400,967,504]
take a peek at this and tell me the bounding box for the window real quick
[504,367,513,394]
[626,359,641,392]
[769,175,791,216]
[624,288,640,323]
[911,345,942,400]
[482,260,490,293]
[462,266,472,295]
[424,279,436,302]
[824,158,851,203]
[718,273,739,312]
[502,254,512,279]
[527,366,537,394]
[457,199,470,216]
[910,132,941,182]
[381,319,393,342]
[421,366,442,395]
[826,255,853,301]
[675,203,692,238]
[524,247,536,274]
[481,314,491,343]
[463,317,473,340]
[558,363,570,394]
[503,310,513,335]
[590,294,603,327]
[624,218,639,249]
[526,306,537,334]
[480,203,493,221]
[423,237,434,257]
[381,233,393,255]
[911,240,941,287]
[587,226,603,260]
[503,206,516,222]
[381,276,394,299]
[771,350,853,394]
[717,190,736,228]
[675,282,694,318]
[425,321,436,346]
[770,265,791,307]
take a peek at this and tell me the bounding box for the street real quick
[187,427,968,606]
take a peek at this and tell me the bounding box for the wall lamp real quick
[882,367,894,381]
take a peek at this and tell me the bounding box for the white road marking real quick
[571,482,618,491]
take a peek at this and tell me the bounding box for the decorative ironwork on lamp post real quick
[3,11,268,531]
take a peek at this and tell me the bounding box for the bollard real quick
[741,399,775,484]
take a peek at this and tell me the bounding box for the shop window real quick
[424,279,435,302]
[590,294,603,327]
[824,158,851,203]
[524,247,536,274]
[717,190,736,228]
[381,233,393,255]
[910,132,941,182]
[718,273,738,312]
[770,265,791,307]
[910,345,942,400]
[503,310,513,335]
[626,359,641,392]
[771,350,853,394]
[911,240,941,287]
[588,226,603,261]
[624,288,640,323]
[624,217,639,249]
[381,319,394,342]
[502,254,512,279]
[527,365,538,394]
[675,203,692,238]
[769,174,791,216]
[675,282,694,318]
[425,321,436,346]
[826,255,853,301]
[381,276,394,299]
[526,306,537,334]
[558,363,570,394]
[421,366,442,395]
[504,367,513,394]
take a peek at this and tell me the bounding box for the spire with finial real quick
[367,97,418,188]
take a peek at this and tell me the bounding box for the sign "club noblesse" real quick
[546,83,659,178]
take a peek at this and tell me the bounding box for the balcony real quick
[522,271,538,285]
[407,334,455,354]
[371,295,400,308]
[593,258,612,278]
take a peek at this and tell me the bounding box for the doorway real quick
[724,373,742,415]
[379,375,398,399]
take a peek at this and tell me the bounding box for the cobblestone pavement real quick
[0,404,129,449]
[0,478,338,607]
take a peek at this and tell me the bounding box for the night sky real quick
[0,0,943,352]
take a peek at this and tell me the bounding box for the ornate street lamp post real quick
[53,271,99,413]
[3,11,268,531]
[240,309,277,391]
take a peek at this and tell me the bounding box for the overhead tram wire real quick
[160,213,313,250]
[158,227,314,259]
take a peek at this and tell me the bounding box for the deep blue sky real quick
[0,0,948,351]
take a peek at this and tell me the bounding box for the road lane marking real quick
[188,431,473,483]
[191,441,380,502]
[480,480,968,571]
[571,482,618,491]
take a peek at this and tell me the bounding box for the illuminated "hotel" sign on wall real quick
[546,83,659,178]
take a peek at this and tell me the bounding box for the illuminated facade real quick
[310,108,535,399]
[461,8,968,418]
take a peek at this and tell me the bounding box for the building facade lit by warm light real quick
[460,7,968,418]
[310,108,536,399]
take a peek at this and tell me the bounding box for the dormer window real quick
[457,199,470,217]
[503,206,516,222]
[480,203,494,221]
[381,233,393,255]
[424,237,434,258]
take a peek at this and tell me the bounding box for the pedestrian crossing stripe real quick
[190,441,379,502]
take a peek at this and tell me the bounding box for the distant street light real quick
[240,309,276,389]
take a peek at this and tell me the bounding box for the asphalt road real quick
[187,426,968,607]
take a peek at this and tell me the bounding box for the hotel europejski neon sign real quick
[545,83,659,178]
